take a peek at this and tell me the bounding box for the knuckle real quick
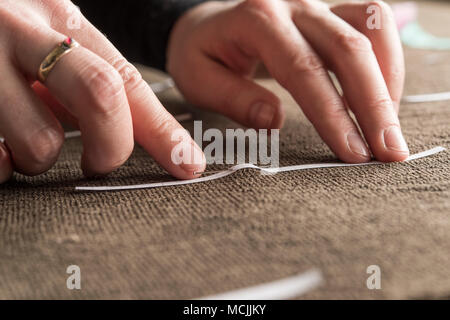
[22,127,64,175]
[288,0,329,17]
[240,0,279,22]
[152,115,180,142]
[365,0,394,20]
[365,96,394,114]
[111,58,144,92]
[292,52,325,75]
[242,0,273,12]
[334,30,372,54]
[322,104,351,127]
[47,0,77,29]
[82,63,125,116]
[290,0,318,11]
[278,52,325,88]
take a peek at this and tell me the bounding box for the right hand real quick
[168,0,409,164]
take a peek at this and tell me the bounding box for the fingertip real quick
[340,153,372,164]
[378,125,409,162]
[374,149,409,163]
[174,142,206,180]
[81,140,134,177]
[342,131,369,162]
[178,162,207,180]
[248,100,285,130]
[81,157,107,178]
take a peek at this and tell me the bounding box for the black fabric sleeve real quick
[72,0,210,71]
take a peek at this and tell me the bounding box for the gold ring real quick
[38,37,79,83]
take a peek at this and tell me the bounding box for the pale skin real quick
[0,0,408,184]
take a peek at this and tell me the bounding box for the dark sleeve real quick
[72,0,210,71]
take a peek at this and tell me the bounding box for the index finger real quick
[49,2,206,179]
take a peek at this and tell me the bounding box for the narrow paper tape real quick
[75,146,446,192]
[149,78,175,93]
[402,91,450,103]
[198,269,323,300]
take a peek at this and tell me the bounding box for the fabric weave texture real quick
[0,1,449,300]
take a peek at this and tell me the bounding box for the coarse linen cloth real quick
[0,0,449,299]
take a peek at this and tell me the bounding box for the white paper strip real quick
[75,146,445,192]
[198,269,323,300]
[63,131,81,139]
[149,78,175,93]
[402,91,450,103]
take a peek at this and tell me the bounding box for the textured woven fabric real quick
[0,1,449,300]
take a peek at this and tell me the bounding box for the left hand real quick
[167,0,408,163]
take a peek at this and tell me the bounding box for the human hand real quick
[0,0,206,184]
[167,0,408,163]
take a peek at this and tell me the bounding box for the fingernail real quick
[383,126,409,153]
[249,102,275,128]
[179,142,205,175]
[346,131,370,158]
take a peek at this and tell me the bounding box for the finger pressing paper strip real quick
[75,146,446,192]
[198,269,323,300]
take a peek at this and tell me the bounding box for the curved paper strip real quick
[149,78,175,93]
[402,91,450,103]
[75,147,446,192]
[198,269,323,300]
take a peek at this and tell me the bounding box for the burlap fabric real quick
[0,1,449,299]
